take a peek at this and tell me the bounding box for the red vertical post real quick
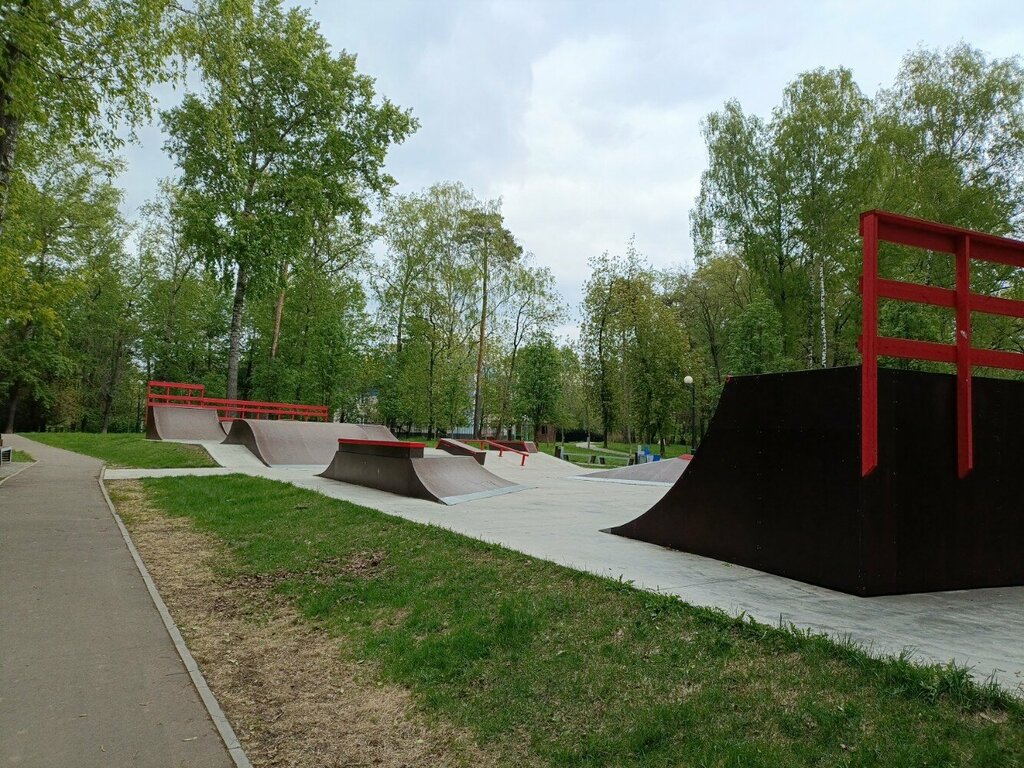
[860,212,879,476]
[955,235,973,478]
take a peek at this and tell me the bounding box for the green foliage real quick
[514,334,561,434]
[0,0,180,226]
[693,44,1024,375]
[724,297,788,376]
[163,0,416,398]
[0,146,135,431]
[581,242,693,446]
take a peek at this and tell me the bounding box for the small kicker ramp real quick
[146,406,227,442]
[320,440,527,505]
[437,438,487,465]
[578,456,690,485]
[223,420,395,467]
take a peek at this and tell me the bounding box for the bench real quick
[0,446,12,464]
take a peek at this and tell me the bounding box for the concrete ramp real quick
[223,420,392,467]
[320,440,527,505]
[578,456,690,485]
[608,366,1024,596]
[437,438,487,465]
[146,406,227,442]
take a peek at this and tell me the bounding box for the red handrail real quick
[859,210,1024,478]
[463,439,528,466]
[146,381,328,422]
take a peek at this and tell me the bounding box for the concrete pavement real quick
[0,435,234,767]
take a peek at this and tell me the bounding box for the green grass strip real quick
[10,449,33,462]
[25,432,217,468]
[137,475,1022,766]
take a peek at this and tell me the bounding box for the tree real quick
[459,206,522,437]
[0,147,125,431]
[515,334,561,438]
[0,0,179,230]
[162,0,415,399]
[723,297,787,376]
[489,263,563,436]
[693,45,1024,370]
[137,182,230,390]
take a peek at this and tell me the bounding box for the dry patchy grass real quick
[110,480,493,768]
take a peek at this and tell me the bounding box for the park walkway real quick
[0,435,233,767]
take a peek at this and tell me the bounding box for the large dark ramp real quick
[146,405,227,442]
[579,457,690,485]
[223,420,391,466]
[609,366,1024,596]
[319,440,526,505]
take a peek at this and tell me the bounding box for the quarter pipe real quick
[608,366,1024,596]
[146,405,227,442]
[319,439,527,505]
[223,420,394,467]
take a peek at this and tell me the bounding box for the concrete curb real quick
[0,460,36,487]
[98,468,253,768]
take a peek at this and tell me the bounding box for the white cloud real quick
[114,0,1024,335]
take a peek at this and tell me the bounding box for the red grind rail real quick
[464,439,528,466]
[146,381,328,421]
[859,210,1024,478]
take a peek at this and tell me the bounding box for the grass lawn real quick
[24,432,217,468]
[10,448,33,462]
[131,474,1022,766]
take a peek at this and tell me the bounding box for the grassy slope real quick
[25,432,217,468]
[136,474,1022,767]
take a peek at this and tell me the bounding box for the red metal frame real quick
[146,381,328,422]
[859,210,1024,478]
[464,439,528,466]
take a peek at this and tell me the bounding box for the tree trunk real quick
[226,263,248,401]
[270,263,289,359]
[473,249,488,438]
[270,288,286,359]
[5,386,22,433]
[0,35,24,235]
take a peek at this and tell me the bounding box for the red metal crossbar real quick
[146,381,328,422]
[859,210,1024,478]
[464,439,528,466]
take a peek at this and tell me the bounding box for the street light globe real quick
[683,375,694,386]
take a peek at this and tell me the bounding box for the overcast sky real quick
[118,0,1024,332]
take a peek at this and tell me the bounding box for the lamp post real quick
[683,375,695,451]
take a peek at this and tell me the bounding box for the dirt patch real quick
[109,480,493,768]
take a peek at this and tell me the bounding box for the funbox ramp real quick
[578,457,690,485]
[223,420,397,467]
[608,366,1024,596]
[319,440,527,505]
[146,405,228,442]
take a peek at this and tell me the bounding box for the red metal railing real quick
[859,210,1024,478]
[146,381,329,422]
[464,439,528,466]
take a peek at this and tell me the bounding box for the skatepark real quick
[83,429,1020,694]
[6,210,1024,766]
